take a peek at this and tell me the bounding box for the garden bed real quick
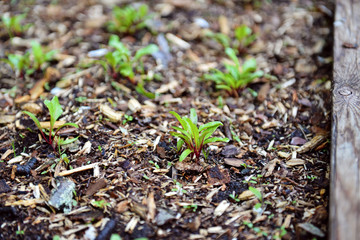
[0,0,333,239]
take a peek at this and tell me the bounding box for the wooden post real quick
[331,0,360,239]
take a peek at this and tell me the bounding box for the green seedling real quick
[171,180,187,195]
[149,160,160,169]
[204,48,263,97]
[243,220,268,237]
[22,96,79,153]
[107,4,151,35]
[205,31,231,49]
[91,199,110,209]
[31,41,57,71]
[234,25,257,51]
[1,13,31,38]
[243,174,263,184]
[135,82,156,99]
[100,35,158,85]
[204,24,256,52]
[307,175,317,181]
[75,96,87,103]
[169,108,229,162]
[1,52,31,78]
[123,114,133,125]
[110,234,122,240]
[273,226,288,239]
[229,193,241,202]
[183,204,198,212]
[16,225,25,235]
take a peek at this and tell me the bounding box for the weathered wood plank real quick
[331,0,360,239]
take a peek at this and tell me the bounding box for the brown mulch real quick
[0,0,333,239]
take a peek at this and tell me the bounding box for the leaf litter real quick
[0,0,332,239]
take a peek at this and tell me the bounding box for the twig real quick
[57,163,98,176]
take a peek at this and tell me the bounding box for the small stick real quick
[57,163,98,177]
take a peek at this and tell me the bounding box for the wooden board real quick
[331,0,360,239]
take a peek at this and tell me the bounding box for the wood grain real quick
[331,0,360,239]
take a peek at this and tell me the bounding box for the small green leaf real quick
[189,108,198,125]
[199,121,222,132]
[249,186,262,202]
[179,149,193,162]
[235,25,252,41]
[203,137,229,145]
[169,111,190,132]
[135,82,156,99]
[176,138,184,152]
[171,126,192,140]
[59,136,79,146]
[134,44,158,61]
[242,58,257,73]
[22,111,43,131]
[109,35,130,56]
[44,96,63,130]
[225,48,240,67]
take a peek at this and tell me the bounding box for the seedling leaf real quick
[179,149,193,162]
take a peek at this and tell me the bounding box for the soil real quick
[0,0,333,239]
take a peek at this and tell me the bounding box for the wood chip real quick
[57,163,98,176]
[40,121,66,129]
[21,103,43,115]
[224,158,245,167]
[286,158,305,167]
[85,178,107,196]
[0,115,16,124]
[166,33,191,49]
[239,189,260,200]
[262,158,280,177]
[7,155,23,164]
[77,141,92,155]
[296,133,328,153]
[116,200,129,213]
[100,104,123,122]
[6,198,45,206]
[214,200,230,217]
[128,98,142,113]
[147,191,156,221]
[1,149,13,160]
[257,83,270,102]
[218,15,230,35]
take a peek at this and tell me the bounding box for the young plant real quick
[204,47,263,97]
[22,96,79,153]
[107,4,151,35]
[205,30,231,49]
[31,41,57,71]
[101,35,158,85]
[169,108,229,162]
[234,25,257,51]
[1,13,31,38]
[204,24,256,53]
[1,52,31,78]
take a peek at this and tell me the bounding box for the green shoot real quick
[204,48,263,97]
[169,108,229,162]
[22,96,79,153]
[234,25,257,51]
[1,13,31,38]
[183,204,198,212]
[31,41,57,71]
[1,53,31,78]
[100,35,158,85]
[107,4,151,35]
